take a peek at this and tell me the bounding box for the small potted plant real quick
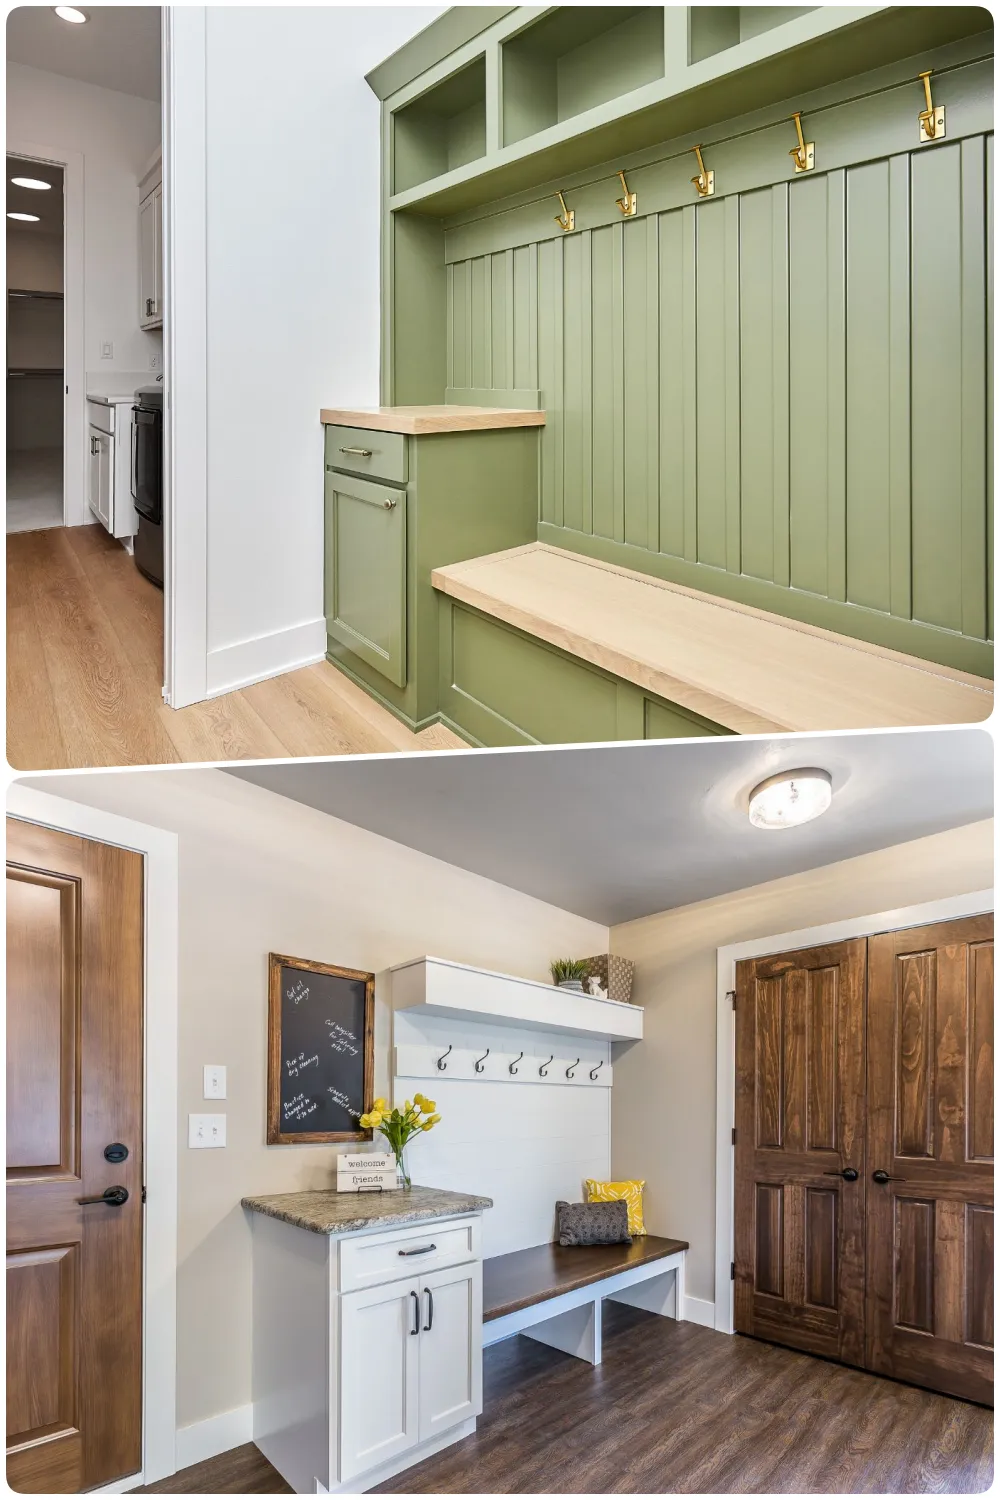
[359,1095,440,1189]
[550,957,590,993]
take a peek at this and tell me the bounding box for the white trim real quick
[175,1404,253,1471]
[8,137,86,530]
[679,1294,715,1328]
[205,618,326,697]
[86,1475,143,1495]
[6,787,180,1486]
[162,5,208,709]
[713,886,994,1336]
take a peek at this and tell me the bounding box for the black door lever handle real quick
[77,1186,129,1206]
[872,1169,905,1185]
[823,1167,859,1181]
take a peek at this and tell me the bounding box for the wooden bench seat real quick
[482,1235,688,1366]
[432,543,992,735]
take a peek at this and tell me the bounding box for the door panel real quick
[324,471,407,688]
[734,940,867,1366]
[418,1263,482,1441]
[339,1278,419,1482]
[866,915,994,1404]
[6,819,143,1492]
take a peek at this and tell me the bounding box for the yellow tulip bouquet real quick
[359,1094,441,1189]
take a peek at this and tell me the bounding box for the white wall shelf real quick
[390,957,643,1043]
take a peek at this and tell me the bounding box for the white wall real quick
[20,768,605,1430]
[7,226,63,292]
[192,6,443,696]
[6,62,162,376]
[609,820,994,1315]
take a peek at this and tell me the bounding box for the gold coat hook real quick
[918,70,945,142]
[789,112,815,173]
[554,190,575,232]
[615,170,637,217]
[691,144,714,198]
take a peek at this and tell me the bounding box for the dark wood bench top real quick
[483,1235,688,1322]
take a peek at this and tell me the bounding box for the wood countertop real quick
[431,544,993,734]
[483,1236,689,1321]
[241,1184,493,1235]
[319,404,546,435]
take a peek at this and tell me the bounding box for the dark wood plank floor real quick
[133,1307,994,1495]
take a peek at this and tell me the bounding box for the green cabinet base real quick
[437,599,733,746]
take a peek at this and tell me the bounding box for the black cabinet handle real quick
[424,1287,434,1332]
[409,1289,419,1334]
[872,1169,906,1185]
[78,1186,128,1207]
[823,1167,859,1182]
[398,1244,436,1257]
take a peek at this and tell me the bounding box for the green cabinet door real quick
[325,471,407,688]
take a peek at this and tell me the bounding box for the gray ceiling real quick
[7,6,162,102]
[7,156,64,237]
[229,729,993,925]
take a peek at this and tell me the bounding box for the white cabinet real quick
[138,150,163,330]
[86,399,138,540]
[88,424,112,529]
[249,1207,485,1495]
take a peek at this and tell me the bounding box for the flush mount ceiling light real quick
[54,5,88,20]
[10,177,52,191]
[748,767,833,830]
[7,211,41,222]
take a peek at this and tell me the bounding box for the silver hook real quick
[566,1059,580,1079]
[508,1052,524,1076]
[436,1044,452,1071]
[589,1060,604,1081]
[539,1056,553,1077]
[474,1048,490,1074]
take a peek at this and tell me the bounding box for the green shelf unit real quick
[688,6,816,66]
[501,7,666,148]
[393,54,488,195]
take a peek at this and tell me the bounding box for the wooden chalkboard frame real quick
[266,952,375,1145]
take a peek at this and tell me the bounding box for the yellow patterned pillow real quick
[585,1178,646,1235]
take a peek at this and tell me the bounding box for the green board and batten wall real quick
[374,11,993,680]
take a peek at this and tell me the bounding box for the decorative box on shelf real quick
[582,954,635,1004]
[336,1152,397,1192]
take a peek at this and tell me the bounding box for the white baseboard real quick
[682,1294,716,1328]
[205,617,326,698]
[175,1403,254,1471]
[87,1474,143,1494]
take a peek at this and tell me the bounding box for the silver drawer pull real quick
[344,491,396,511]
[398,1243,436,1257]
[340,446,373,458]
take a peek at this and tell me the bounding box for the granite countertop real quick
[241,1184,493,1235]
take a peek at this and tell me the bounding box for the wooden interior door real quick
[866,915,994,1405]
[6,818,144,1492]
[734,940,867,1366]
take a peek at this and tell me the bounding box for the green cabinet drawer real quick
[325,471,407,688]
[325,425,408,486]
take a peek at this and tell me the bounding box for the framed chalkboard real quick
[266,953,375,1145]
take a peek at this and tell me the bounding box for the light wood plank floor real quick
[132,1308,993,1494]
[7,525,466,771]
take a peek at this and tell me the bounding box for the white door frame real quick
[7,137,86,530]
[7,786,180,1490]
[713,887,995,1336]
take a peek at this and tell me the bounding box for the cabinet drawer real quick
[87,400,114,436]
[325,471,407,688]
[325,424,408,485]
[337,1216,481,1293]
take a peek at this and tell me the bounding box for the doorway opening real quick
[6,155,64,533]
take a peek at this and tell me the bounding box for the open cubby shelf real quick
[392,55,487,194]
[688,6,817,65]
[501,6,666,148]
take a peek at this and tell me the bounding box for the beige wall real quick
[609,820,994,1312]
[21,770,605,1430]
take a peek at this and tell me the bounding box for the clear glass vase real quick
[394,1147,411,1189]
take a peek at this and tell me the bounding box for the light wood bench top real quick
[319,405,546,435]
[483,1236,689,1322]
[431,543,992,734]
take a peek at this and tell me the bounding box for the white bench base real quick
[482,1248,686,1367]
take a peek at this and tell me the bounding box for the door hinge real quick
[727,989,737,1009]
[731,1261,736,1281]
[731,1127,737,1145]
[141,1185,147,1204]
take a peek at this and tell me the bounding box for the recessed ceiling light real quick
[10,177,52,191]
[748,768,833,830]
[54,5,88,21]
[7,212,41,222]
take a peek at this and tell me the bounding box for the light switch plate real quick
[203,1064,227,1100]
[100,340,114,360]
[189,1113,226,1148]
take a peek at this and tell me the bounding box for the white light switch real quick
[100,340,114,360]
[203,1064,227,1099]
[189,1114,226,1148]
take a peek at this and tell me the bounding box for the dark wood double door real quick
[734,915,993,1405]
